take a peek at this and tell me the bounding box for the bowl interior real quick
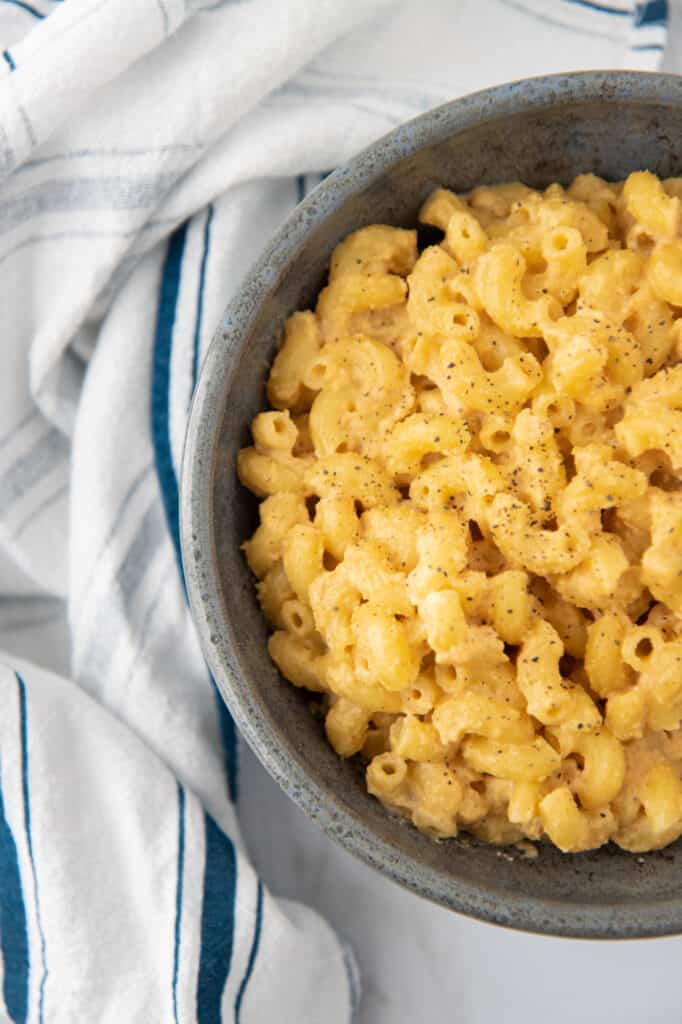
[185,74,682,937]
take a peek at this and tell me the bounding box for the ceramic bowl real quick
[181,70,682,938]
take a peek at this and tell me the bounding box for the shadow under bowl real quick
[181,70,682,938]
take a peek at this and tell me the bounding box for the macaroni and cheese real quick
[238,171,682,854]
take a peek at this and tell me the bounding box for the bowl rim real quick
[181,69,682,939]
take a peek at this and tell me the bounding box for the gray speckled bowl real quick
[181,71,682,938]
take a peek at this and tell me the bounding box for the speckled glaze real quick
[181,72,682,938]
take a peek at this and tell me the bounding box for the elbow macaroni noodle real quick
[238,171,682,854]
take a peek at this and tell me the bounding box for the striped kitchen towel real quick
[0,0,668,1021]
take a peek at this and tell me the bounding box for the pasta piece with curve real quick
[622,170,681,240]
[383,412,469,478]
[517,620,601,731]
[323,656,404,714]
[267,310,320,412]
[462,735,560,783]
[304,453,400,508]
[317,272,407,342]
[325,698,370,758]
[268,631,327,693]
[314,495,359,561]
[419,186,469,230]
[400,672,442,715]
[410,452,506,531]
[418,588,467,658]
[550,728,625,810]
[433,691,535,746]
[577,249,645,320]
[539,788,592,853]
[352,603,421,693]
[442,210,489,265]
[408,763,464,837]
[490,493,593,575]
[237,447,308,498]
[436,337,542,417]
[329,225,417,279]
[556,446,647,520]
[623,284,675,374]
[360,503,425,573]
[648,239,682,305]
[341,539,413,617]
[406,510,469,605]
[307,335,414,457]
[308,563,360,656]
[508,780,545,828]
[567,172,619,222]
[508,409,565,518]
[544,312,641,410]
[407,245,480,340]
[640,761,682,835]
[524,225,586,305]
[366,752,410,804]
[529,578,588,659]
[282,523,324,603]
[551,534,630,611]
[615,364,682,472]
[584,612,632,697]
[489,570,531,645]
[474,243,561,337]
[527,192,609,252]
[468,182,535,221]
[389,715,449,763]
[641,492,682,614]
[242,491,309,579]
[256,562,294,630]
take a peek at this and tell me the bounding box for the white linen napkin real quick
[0,0,667,1021]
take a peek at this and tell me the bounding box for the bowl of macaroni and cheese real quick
[181,71,682,937]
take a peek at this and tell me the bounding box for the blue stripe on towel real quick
[635,0,667,26]
[234,881,264,1022]
[0,0,45,19]
[152,221,239,803]
[151,221,188,569]
[197,814,237,1024]
[172,783,186,1024]
[0,761,29,1023]
[17,675,47,1023]
[154,224,241,1016]
[562,0,628,14]
[191,205,214,392]
[3,50,15,71]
